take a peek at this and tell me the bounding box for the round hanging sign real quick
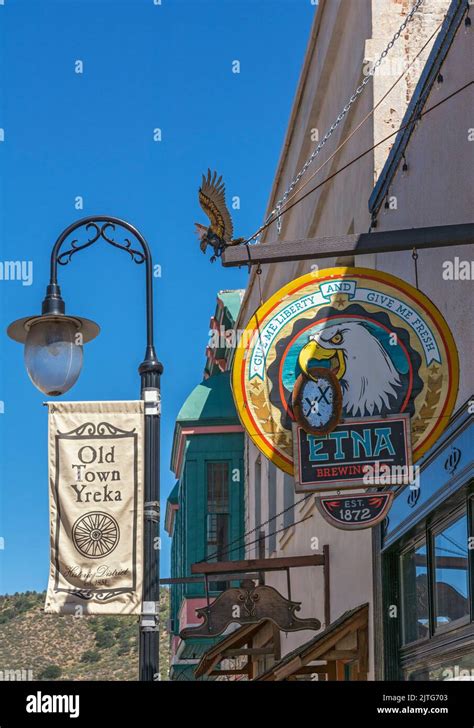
[232,267,459,474]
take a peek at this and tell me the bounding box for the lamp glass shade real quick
[24,318,83,396]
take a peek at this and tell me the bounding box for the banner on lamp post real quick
[45,401,144,615]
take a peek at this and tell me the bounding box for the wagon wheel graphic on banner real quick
[72,512,120,559]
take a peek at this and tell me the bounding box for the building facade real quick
[166,291,245,680]
[203,0,472,681]
[368,0,473,680]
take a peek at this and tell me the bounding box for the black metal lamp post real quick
[7,216,162,682]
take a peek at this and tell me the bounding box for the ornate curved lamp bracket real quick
[100,223,146,264]
[45,216,159,371]
[56,220,146,267]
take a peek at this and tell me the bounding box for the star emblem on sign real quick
[332,294,347,309]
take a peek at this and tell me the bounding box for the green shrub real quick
[81,650,100,663]
[118,625,135,641]
[100,617,121,631]
[0,609,15,623]
[14,597,32,613]
[95,630,115,648]
[39,665,62,680]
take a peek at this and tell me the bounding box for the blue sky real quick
[0,0,314,593]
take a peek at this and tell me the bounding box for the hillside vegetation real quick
[0,589,170,681]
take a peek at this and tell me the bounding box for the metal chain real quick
[266,0,426,235]
[412,247,419,289]
[256,263,263,305]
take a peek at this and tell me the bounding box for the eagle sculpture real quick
[195,169,244,261]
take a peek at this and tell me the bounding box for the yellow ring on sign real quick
[231,267,459,475]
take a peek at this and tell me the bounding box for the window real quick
[206,463,229,591]
[207,462,229,515]
[385,489,474,681]
[206,513,228,556]
[406,652,474,681]
[433,514,469,630]
[400,540,429,644]
[397,505,472,648]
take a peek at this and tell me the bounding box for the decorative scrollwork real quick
[66,589,131,601]
[101,223,146,264]
[96,421,137,436]
[180,583,321,639]
[55,220,146,267]
[57,222,102,266]
[57,421,136,437]
[57,422,96,437]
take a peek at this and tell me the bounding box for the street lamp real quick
[10,312,99,396]
[7,216,162,682]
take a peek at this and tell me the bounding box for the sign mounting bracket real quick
[221,222,474,267]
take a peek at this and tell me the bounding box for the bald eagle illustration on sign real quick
[298,321,405,417]
[232,268,458,475]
